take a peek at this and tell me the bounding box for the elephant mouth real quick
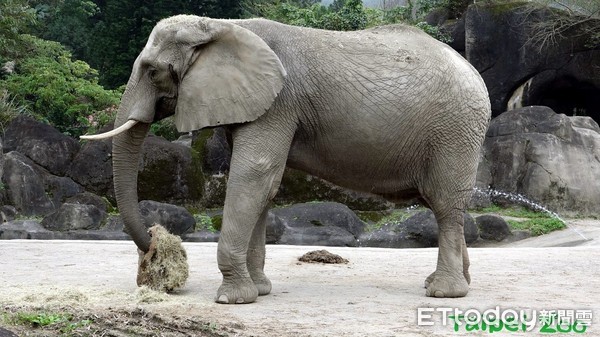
[154,96,177,122]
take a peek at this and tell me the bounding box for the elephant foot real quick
[216,277,258,304]
[424,270,469,298]
[249,270,272,296]
[424,266,470,288]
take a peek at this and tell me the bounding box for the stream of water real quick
[473,186,590,241]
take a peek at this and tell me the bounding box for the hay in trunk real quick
[137,224,189,292]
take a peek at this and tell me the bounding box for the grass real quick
[507,218,566,236]
[475,204,566,236]
[4,310,92,335]
[0,90,28,133]
[475,205,553,219]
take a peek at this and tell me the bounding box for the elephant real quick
[82,15,491,304]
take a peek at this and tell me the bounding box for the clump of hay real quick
[299,250,349,264]
[137,224,189,292]
[22,288,89,307]
[135,286,169,304]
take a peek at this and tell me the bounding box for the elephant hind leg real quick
[419,158,476,298]
[247,206,272,296]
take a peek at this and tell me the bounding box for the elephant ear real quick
[175,19,286,132]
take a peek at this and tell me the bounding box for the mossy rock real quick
[138,136,204,203]
[475,0,529,16]
[275,168,394,211]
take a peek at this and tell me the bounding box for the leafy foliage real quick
[33,0,99,63]
[415,21,453,43]
[0,90,29,132]
[150,117,181,141]
[249,0,456,42]
[34,0,244,88]
[0,0,37,59]
[255,0,369,31]
[194,213,223,232]
[14,312,70,327]
[0,35,120,136]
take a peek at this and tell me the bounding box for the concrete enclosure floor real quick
[1,235,599,336]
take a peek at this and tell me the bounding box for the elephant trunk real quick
[113,120,151,252]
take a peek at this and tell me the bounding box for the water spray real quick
[473,187,591,242]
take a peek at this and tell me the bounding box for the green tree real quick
[85,0,242,88]
[252,0,369,31]
[322,0,368,30]
[0,35,120,136]
[33,0,99,62]
[0,0,37,59]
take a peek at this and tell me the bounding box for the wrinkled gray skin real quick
[108,15,490,304]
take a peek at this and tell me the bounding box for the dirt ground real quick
[1,219,599,337]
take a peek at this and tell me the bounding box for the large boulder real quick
[0,205,17,223]
[41,203,106,231]
[138,200,195,235]
[67,137,115,201]
[44,175,84,208]
[192,128,231,174]
[69,133,205,204]
[266,211,286,244]
[463,3,600,120]
[2,150,84,216]
[138,135,204,203]
[477,106,600,215]
[359,210,478,248]
[279,226,358,247]
[270,202,367,247]
[4,116,80,176]
[2,151,55,216]
[0,220,54,240]
[66,192,110,213]
[476,215,511,241]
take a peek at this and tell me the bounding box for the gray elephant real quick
[83,15,491,304]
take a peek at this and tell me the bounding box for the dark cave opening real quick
[531,76,600,124]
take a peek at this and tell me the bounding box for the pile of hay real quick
[137,224,189,292]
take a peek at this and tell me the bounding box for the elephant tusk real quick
[80,120,139,140]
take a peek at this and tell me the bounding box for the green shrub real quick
[0,0,37,59]
[150,117,182,141]
[194,213,222,232]
[0,35,121,137]
[0,90,29,132]
[258,0,368,31]
[415,21,453,43]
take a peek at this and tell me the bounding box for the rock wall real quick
[455,3,600,121]
[477,106,600,215]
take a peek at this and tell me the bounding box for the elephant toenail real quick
[434,290,444,298]
[236,298,245,304]
[217,295,229,303]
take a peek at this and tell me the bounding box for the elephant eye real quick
[148,68,157,81]
[168,64,179,85]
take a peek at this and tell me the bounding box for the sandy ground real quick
[1,220,599,336]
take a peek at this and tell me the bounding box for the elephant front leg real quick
[247,207,272,296]
[425,213,470,298]
[215,123,292,304]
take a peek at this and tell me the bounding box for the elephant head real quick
[81,15,286,252]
